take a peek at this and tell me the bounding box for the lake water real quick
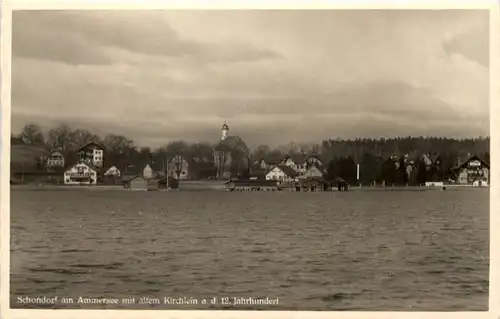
[10,188,489,311]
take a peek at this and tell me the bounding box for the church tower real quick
[221,121,229,141]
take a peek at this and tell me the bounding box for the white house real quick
[46,151,65,168]
[104,165,121,177]
[265,165,298,183]
[64,163,97,185]
[143,164,155,180]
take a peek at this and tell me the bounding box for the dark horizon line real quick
[74,135,493,150]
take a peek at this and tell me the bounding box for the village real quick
[10,122,491,192]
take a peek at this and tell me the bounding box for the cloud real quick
[12,10,282,66]
[11,57,488,147]
[443,30,489,67]
[12,11,113,65]
[10,10,490,147]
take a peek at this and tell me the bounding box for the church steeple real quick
[221,121,229,140]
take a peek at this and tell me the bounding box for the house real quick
[252,158,269,170]
[280,154,307,174]
[76,141,104,168]
[104,165,121,177]
[167,155,190,180]
[63,163,98,185]
[258,159,269,170]
[143,164,155,180]
[305,154,325,168]
[103,165,121,184]
[45,151,65,169]
[265,165,299,183]
[127,176,148,191]
[452,155,489,186]
[225,179,279,192]
[302,164,324,179]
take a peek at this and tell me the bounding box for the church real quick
[213,122,249,180]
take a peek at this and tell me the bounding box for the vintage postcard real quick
[1,1,499,319]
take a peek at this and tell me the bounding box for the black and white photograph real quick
[3,4,495,315]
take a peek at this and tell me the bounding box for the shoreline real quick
[10,182,489,192]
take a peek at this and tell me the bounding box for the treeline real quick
[11,124,217,179]
[11,123,490,182]
[320,136,490,185]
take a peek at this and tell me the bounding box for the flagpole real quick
[166,157,169,191]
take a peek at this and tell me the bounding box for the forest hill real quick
[10,124,489,184]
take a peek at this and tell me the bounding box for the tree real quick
[326,158,340,181]
[11,134,24,145]
[482,152,490,165]
[398,156,408,185]
[416,158,427,185]
[102,134,136,170]
[340,156,357,184]
[103,134,135,154]
[139,147,153,164]
[381,157,397,185]
[359,152,379,184]
[71,129,100,148]
[187,142,214,164]
[228,137,250,177]
[46,124,74,153]
[165,140,189,156]
[20,124,45,145]
[267,149,286,165]
[251,145,271,162]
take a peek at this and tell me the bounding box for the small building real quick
[282,177,331,192]
[265,165,299,183]
[63,163,98,185]
[46,151,65,169]
[121,174,135,187]
[104,165,121,177]
[143,164,155,180]
[425,181,445,187]
[102,165,122,184]
[335,177,349,192]
[452,155,490,186]
[147,179,159,191]
[225,179,279,192]
[128,176,148,191]
[301,177,331,191]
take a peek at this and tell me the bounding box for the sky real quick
[11,9,490,148]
